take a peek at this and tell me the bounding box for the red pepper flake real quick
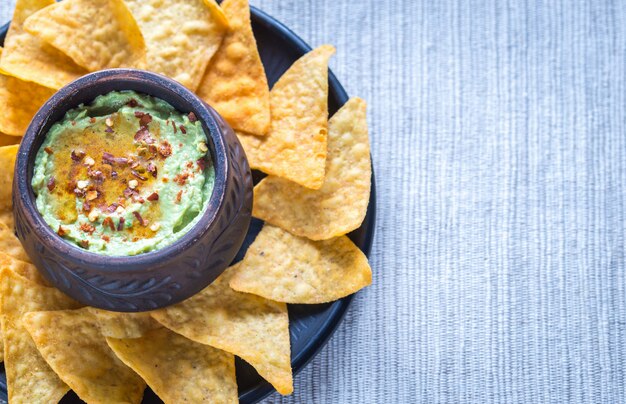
[88,169,104,183]
[171,120,177,134]
[71,150,85,162]
[134,111,145,118]
[44,147,54,155]
[131,170,148,181]
[89,117,96,124]
[188,112,197,122]
[102,235,110,242]
[147,192,159,202]
[105,127,114,133]
[175,190,183,203]
[134,127,152,143]
[117,217,125,231]
[174,173,189,185]
[133,211,147,226]
[180,125,187,134]
[186,161,193,169]
[47,176,56,191]
[57,226,67,237]
[104,203,119,213]
[162,177,169,183]
[80,223,96,234]
[158,141,172,157]
[123,187,139,199]
[82,201,91,213]
[197,158,206,172]
[111,170,118,179]
[71,121,77,126]
[139,113,152,127]
[79,240,90,248]
[147,162,157,178]
[74,188,86,198]
[127,99,138,108]
[102,152,129,166]
[102,216,115,231]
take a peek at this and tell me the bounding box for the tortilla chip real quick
[22,308,146,404]
[107,327,238,403]
[0,145,18,212]
[0,63,55,136]
[0,252,46,285]
[0,212,14,230]
[236,45,335,188]
[230,224,371,303]
[0,134,20,147]
[252,97,371,240]
[88,308,161,339]
[0,268,81,403]
[151,265,293,395]
[0,0,87,89]
[0,221,30,262]
[124,0,227,91]
[198,0,270,135]
[24,0,147,71]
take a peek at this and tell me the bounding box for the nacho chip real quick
[0,134,20,147]
[0,221,30,262]
[22,308,146,404]
[0,145,18,212]
[107,327,238,403]
[0,212,14,230]
[124,0,227,91]
[230,225,371,303]
[151,265,293,395]
[24,0,147,71]
[0,62,55,136]
[89,308,161,339]
[0,268,81,403]
[0,252,46,285]
[253,97,371,240]
[236,45,335,188]
[198,0,270,135]
[0,0,87,89]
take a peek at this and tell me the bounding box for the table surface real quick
[3,0,626,402]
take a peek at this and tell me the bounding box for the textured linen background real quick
[3,0,626,403]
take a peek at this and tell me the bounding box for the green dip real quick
[32,90,215,256]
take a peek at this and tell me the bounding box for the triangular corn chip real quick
[198,0,270,135]
[0,134,21,147]
[151,266,293,395]
[88,308,161,339]
[22,308,146,404]
[230,224,372,303]
[0,268,81,403]
[0,57,55,136]
[0,252,46,285]
[0,212,14,230]
[24,0,147,71]
[0,221,30,262]
[252,97,371,240]
[124,0,227,91]
[107,327,238,403]
[0,145,18,213]
[0,0,87,89]
[237,45,335,188]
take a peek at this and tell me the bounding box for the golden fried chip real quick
[107,327,238,403]
[230,225,371,303]
[0,268,81,403]
[0,145,18,212]
[198,0,270,135]
[124,0,227,91]
[0,212,14,230]
[253,97,371,240]
[0,0,87,89]
[22,308,146,404]
[89,308,161,339]
[24,0,147,71]
[0,59,55,136]
[236,45,335,188]
[0,252,46,285]
[0,134,20,147]
[152,266,293,395]
[0,221,29,262]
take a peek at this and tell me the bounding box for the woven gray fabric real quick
[3,0,626,403]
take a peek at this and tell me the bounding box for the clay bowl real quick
[12,68,253,312]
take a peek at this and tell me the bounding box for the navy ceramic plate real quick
[0,6,376,403]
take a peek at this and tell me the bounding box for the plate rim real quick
[0,6,377,403]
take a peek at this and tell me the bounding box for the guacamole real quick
[32,91,215,256]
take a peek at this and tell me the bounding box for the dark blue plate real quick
[0,5,376,403]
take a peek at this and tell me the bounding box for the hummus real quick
[32,91,215,256]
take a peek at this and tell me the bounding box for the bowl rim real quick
[14,68,230,267]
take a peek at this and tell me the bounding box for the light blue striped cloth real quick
[3,0,626,402]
